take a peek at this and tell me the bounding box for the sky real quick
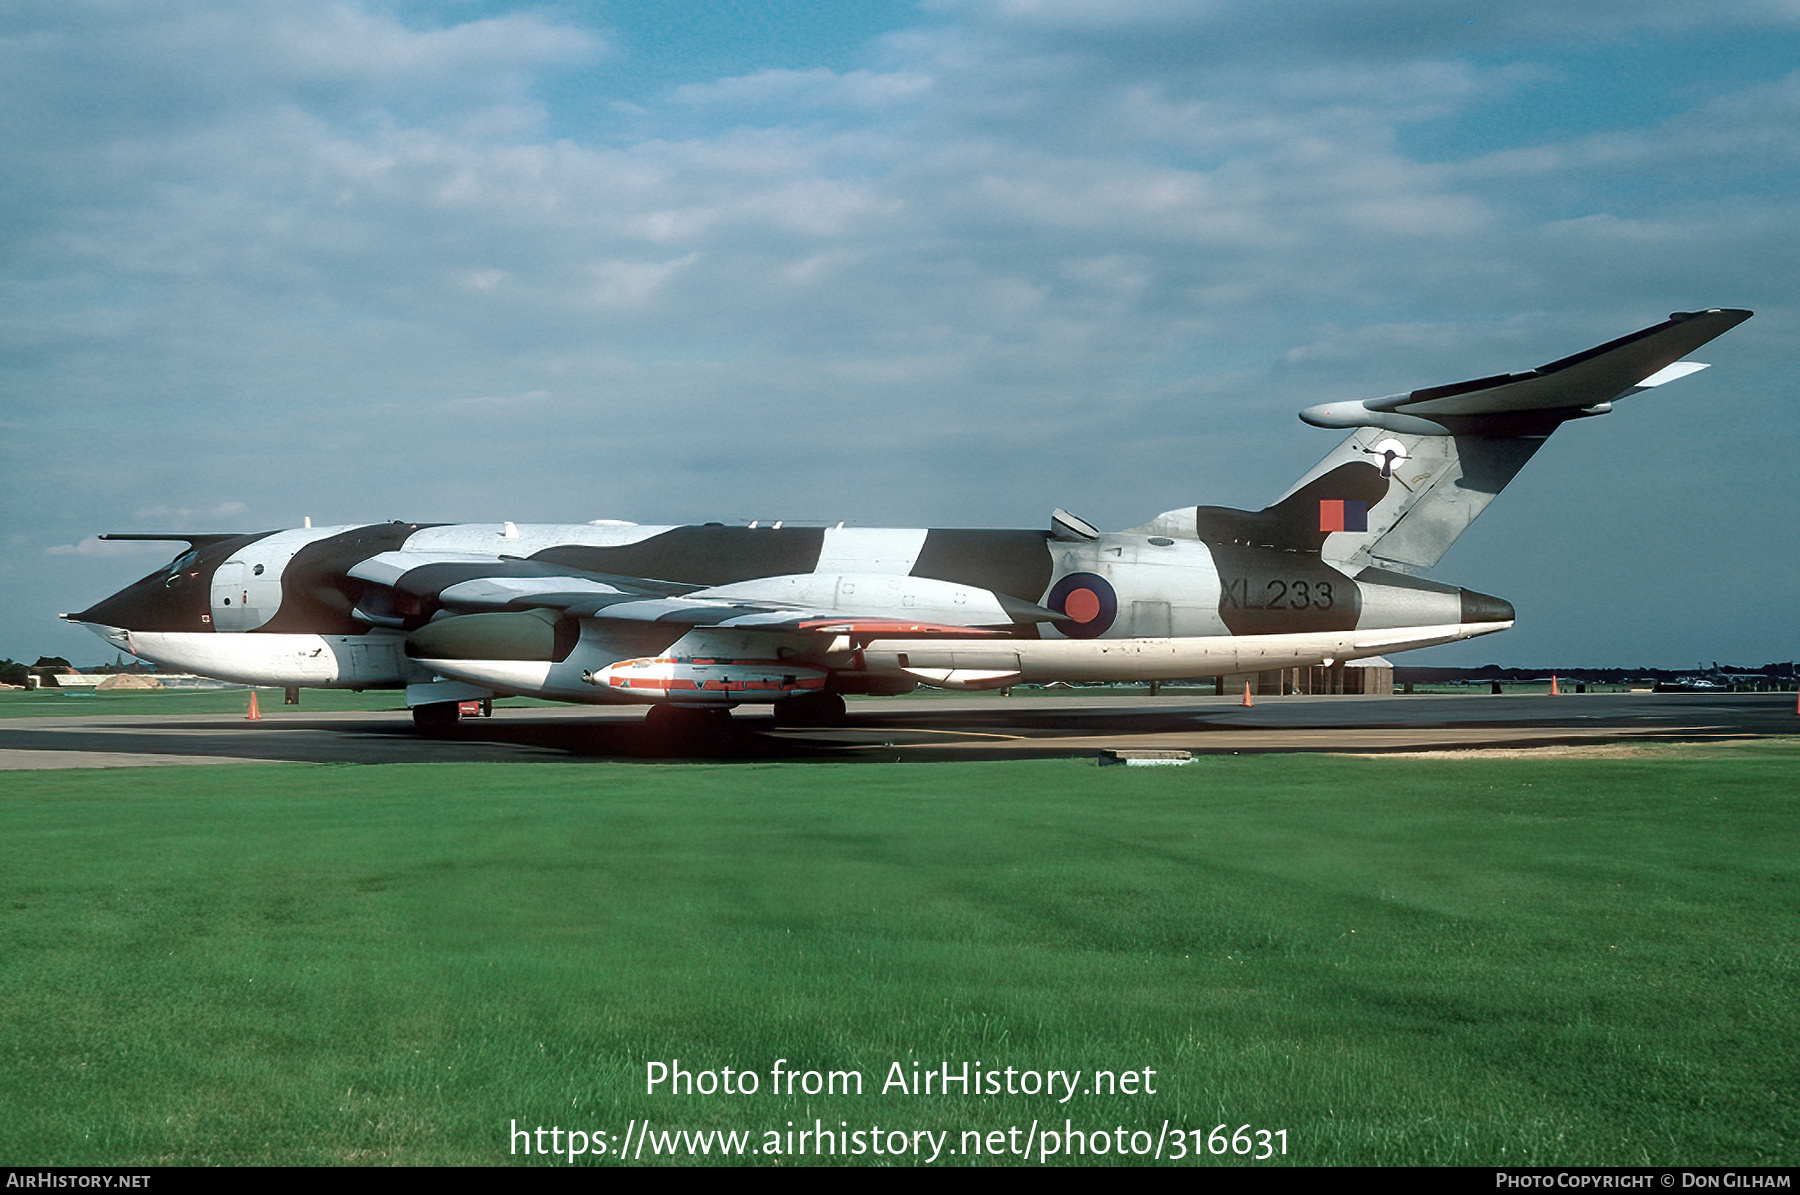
[2,0,1795,669]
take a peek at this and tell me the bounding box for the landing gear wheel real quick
[412,701,461,737]
[772,691,847,728]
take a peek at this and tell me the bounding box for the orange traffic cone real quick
[246,690,262,721]
[1549,675,1561,696]
[1241,682,1254,707]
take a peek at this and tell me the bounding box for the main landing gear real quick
[770,691,848,728]
[643,703,734,738]
[411,701,461,737]
[412,699,492,737]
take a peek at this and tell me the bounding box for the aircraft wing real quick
[348,551,1049,634]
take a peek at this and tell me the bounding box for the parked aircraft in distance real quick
[67,308,1752,735]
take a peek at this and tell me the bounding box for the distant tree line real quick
[1,657,79,686]
[1394,662,1796,685]
[1,655,160,687]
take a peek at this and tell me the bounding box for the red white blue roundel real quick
[1048,572,1117,638]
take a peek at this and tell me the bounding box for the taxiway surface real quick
[0,691,1792,768]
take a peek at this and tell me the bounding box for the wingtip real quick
[1671,308,1753,323]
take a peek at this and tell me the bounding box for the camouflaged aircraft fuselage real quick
[67,308,1751,730]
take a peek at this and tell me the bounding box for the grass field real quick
[2,745,1795,1166]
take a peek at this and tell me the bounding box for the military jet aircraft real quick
[65,308,1751,736]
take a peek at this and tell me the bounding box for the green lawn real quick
[2,746,1794,1166]
[0,688,573,719]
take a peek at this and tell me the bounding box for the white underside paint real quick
[901,667,1022,690]
[408,657,554,697]
[110,629,421,688]
[862,621,1509,685]
[87,619,1508,705]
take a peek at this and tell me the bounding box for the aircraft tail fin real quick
[1224,309,1750,576]
[1271,428,1546,575]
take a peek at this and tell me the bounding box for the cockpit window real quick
[164,549,201,589]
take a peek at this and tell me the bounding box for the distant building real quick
[1221,657,1393,697]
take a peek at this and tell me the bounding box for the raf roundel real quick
[1048,572,1118,639]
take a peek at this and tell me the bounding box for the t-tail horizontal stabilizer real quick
[97,531,251,549]
[1299,308,1751,435]
[1278,308,1751,576]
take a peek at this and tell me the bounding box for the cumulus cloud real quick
[1452,69,1800,182]
[673,67,933,109]
[44,538,169,558]
[129,502,251,524]
[1,0,600,127]
[935,0,1800,42]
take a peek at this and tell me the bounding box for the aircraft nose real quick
[60,617,134,654]
[68,563,216,634]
